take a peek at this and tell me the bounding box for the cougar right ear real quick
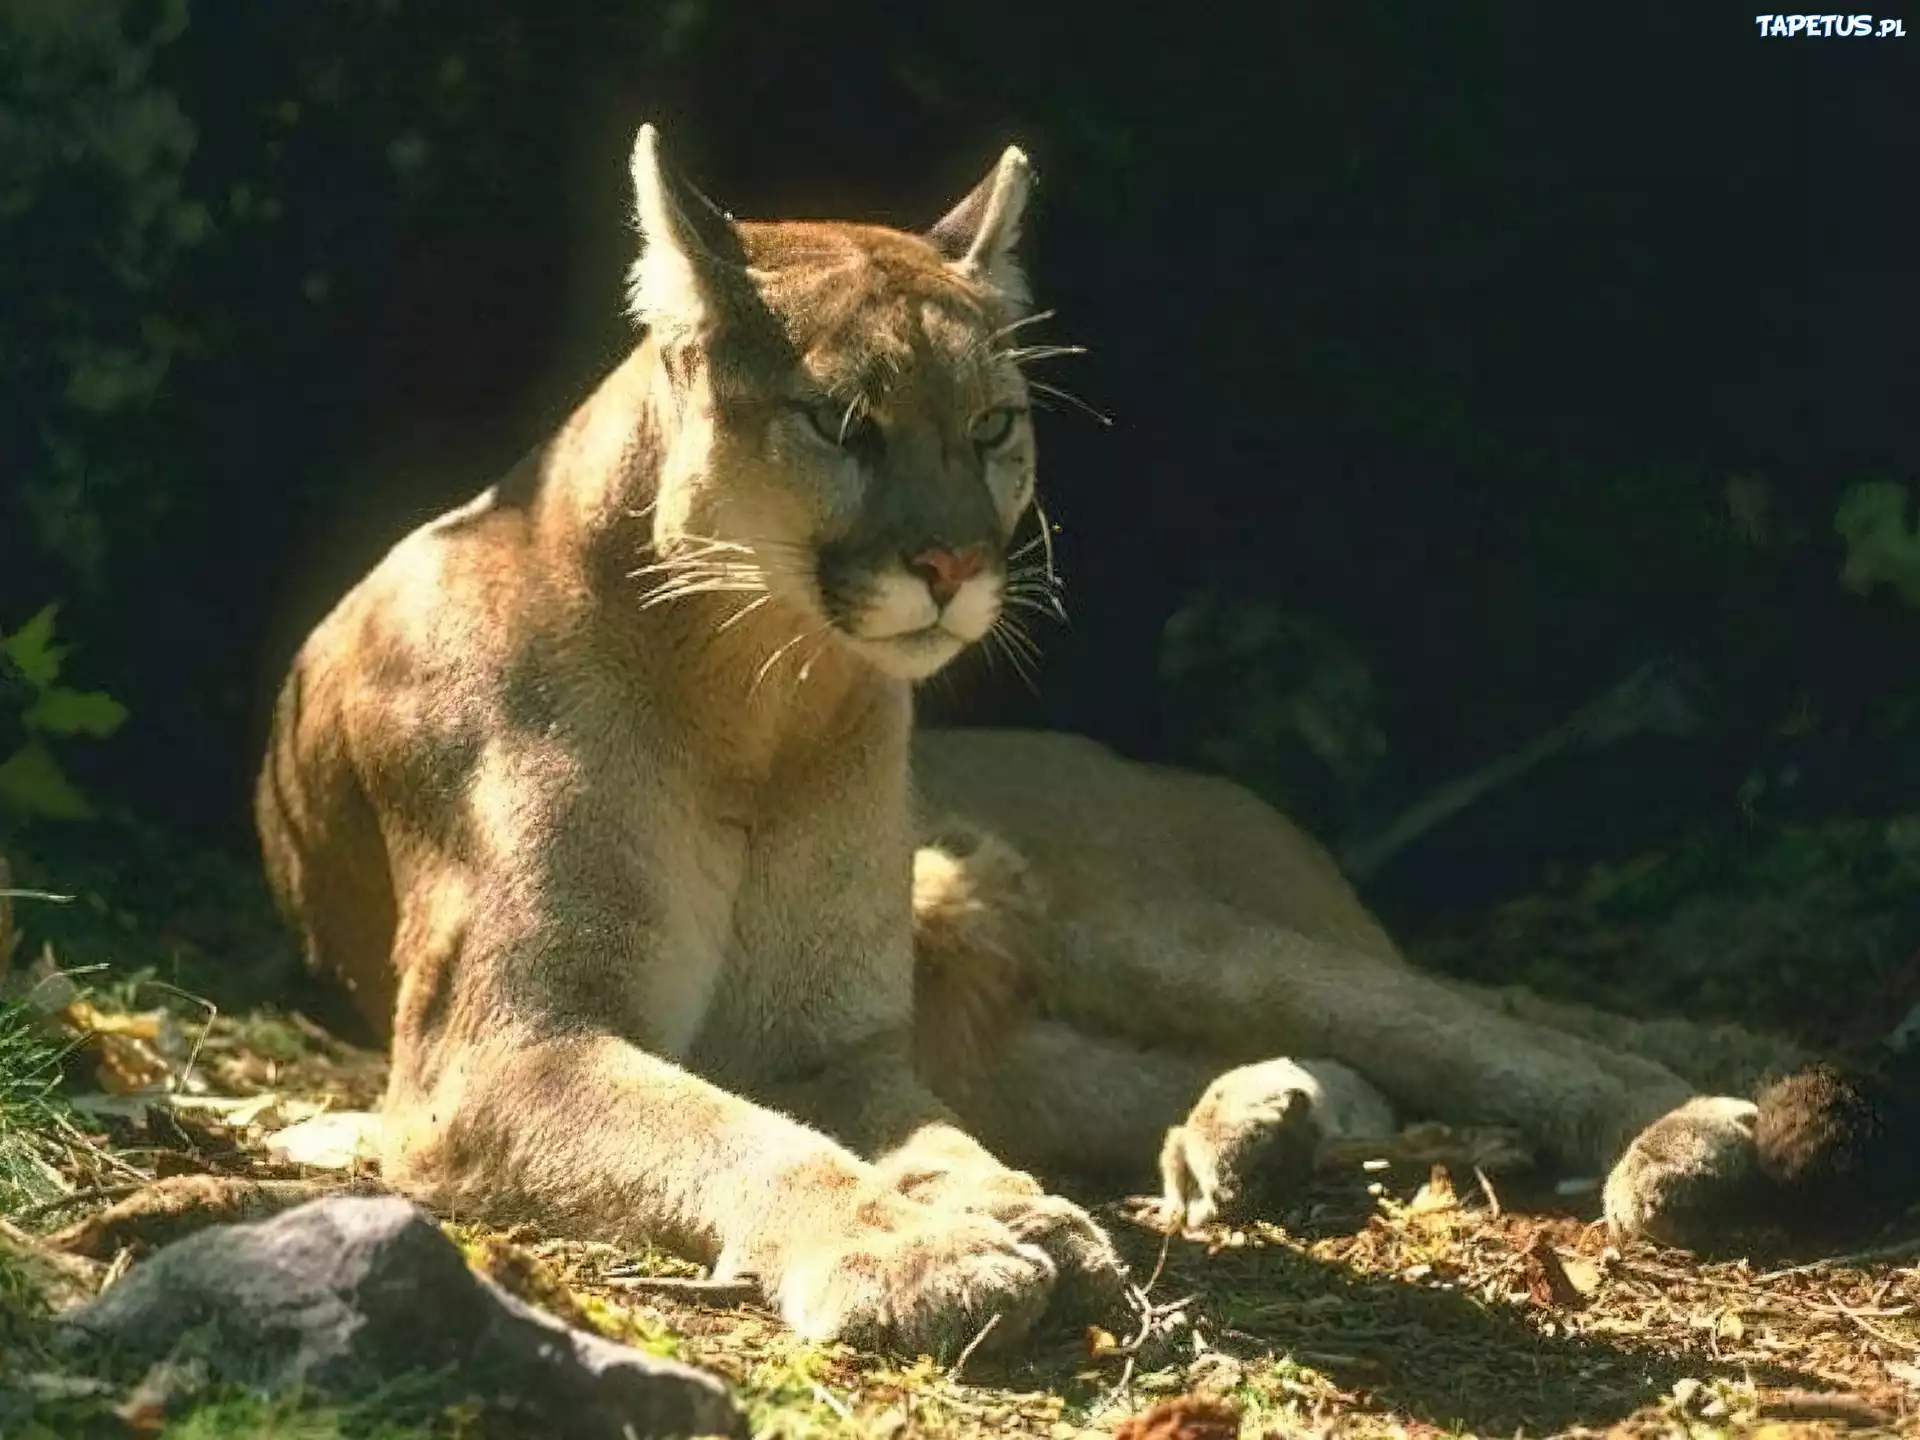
[927,145,1035,309]
[625,124,751,336]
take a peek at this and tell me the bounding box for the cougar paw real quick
[1159,1060,1326,1230]
[772,1199,1056,1359]
[1603,1096,1765,1250]
[968,1186,1130,1321]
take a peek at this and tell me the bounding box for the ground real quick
[3,815,1920,1437]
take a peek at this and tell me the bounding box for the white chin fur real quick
[854,629,970,682]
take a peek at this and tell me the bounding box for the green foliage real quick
[0,607,128,823]
[1835,478,1920,607]
[0,0,207,584]
[1160,592,1384,839]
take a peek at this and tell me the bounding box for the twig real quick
[600,1274,760,1305]
[11,1181,148,1222]
[1339,658,1706,880]
[948,1311,1002,1383]
[1825,1288,1920,1352]
[1752,1235,1920,1284]
[133,978,217,1094]
[1141,1225,1173,1297]
[1473,1166,1502,1218]
[1093,1280,1171,1415]
[1757,1389,1891,1427]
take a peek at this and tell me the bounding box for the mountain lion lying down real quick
[257,126,1841,1357]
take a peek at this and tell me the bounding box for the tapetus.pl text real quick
[1754,13,1907,34]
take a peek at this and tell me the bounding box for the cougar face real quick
[626,131,1043,682]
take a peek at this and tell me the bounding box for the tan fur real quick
[910,821,1045,1089]
[259,128,1804,1361]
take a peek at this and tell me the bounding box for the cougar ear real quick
[625,124,751,335]
[927,145,1034,308]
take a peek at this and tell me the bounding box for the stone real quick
[56,1194,745,1438]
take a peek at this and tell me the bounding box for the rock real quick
[56,1194,745,1438]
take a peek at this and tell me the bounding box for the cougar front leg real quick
[383,1018,1068,1359]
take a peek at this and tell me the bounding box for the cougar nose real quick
[906,542,990,607]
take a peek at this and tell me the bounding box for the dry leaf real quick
[1407,1164,1459,1214]
[1111,1394,1241,1440]
[266,1110,383,1170]
[1558,1254,1602,1298]
[1085,1325,1120,1357]
[1523,1232,1591,1310]
[92,1031,171,1094]
[63,998,162,1040]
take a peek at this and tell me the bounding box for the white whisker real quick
[715,593,774,635]
[751,626,826,697]
[996,343,1088,366]
[976,308,1059,355]
[639,579,766,611]
[1029,381,1112,427]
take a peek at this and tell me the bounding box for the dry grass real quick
[6,999,1920,1437]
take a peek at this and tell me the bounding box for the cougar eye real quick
[793,398,870,449]
[970,406,1024,449]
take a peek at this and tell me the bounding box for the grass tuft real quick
[0,993,77,1213]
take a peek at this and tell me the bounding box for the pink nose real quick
[906,543,990,607]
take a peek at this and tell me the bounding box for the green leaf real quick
[0,606,66,690]
[0,740,94,820]
[25,688,129,738]
[1836,479,1920,607]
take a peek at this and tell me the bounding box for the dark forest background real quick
[3,0,1918,1035]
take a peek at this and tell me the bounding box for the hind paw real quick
[1159,1060,1330,1230]
[1603,1096,1765,1249]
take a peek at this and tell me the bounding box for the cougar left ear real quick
[927,145,1034,308]
[625,124,751,336]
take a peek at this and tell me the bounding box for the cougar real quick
[257,125,1808,1358]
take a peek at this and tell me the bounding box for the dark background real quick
[3,1,1916,948]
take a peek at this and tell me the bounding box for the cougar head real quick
[625,125,1048,683]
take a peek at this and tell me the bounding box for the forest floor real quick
[4,816,1920,1437]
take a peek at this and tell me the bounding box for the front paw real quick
[769,1194,1056,1359]
[1603,1096,1766,1249]
[1159,1060,1326,1230]
[962,1184,1129,1320]
[887,1159,1129,1322]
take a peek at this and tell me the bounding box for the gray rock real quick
[56,1194,745,1438]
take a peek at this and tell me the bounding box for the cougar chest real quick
[681,770,918,1090]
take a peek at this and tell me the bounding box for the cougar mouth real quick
[846,617,972,681]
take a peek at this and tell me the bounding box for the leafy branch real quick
[0,606,128,822]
